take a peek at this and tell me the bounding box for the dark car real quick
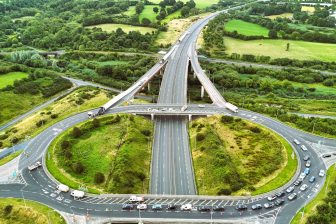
[198,206,212,212]
[122,204,134,210]
[275,191,285,198]
[167,204,177,210]
[275,199,285,206]
[236,204,248,211]
[294,179,302,186]
[322,154,331,158]
[213,206,225,212]
[251,204,262,210]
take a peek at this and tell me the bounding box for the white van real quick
[56,184,69,192]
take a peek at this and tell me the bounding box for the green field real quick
[0,72,28,89]
[86,24,156,34]
[47,114,153,194]
[190,116,295,196]
[139,5,159,23]
[95,60,129,66]
[0,198,65,224]
[150,0,219,9]
[0,150,22,166]
[225,19,270,37]
[224,37,336,62]
[291,164,336,224]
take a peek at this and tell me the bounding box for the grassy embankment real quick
[0,198,65,224]
[190,115,297,196]
[0,72,28,88]
[47,114,153,194]
[0,87,110,148]
[0,150,22,166]
[225,19,270,37]
[150,0,218,9]
[86,24,157,34]
[291,164,336,224]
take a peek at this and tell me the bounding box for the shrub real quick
[50,114,58,119]
[94,172,105,184]
[72,162,85,174]
[141,129,151,136]
[250,126,261,133]
[11,137,19,144]
[0,141,2,148]
[217,188,232,195]
[0,134,9,140]
[61,140,70,149]
[64,150,72,159]
[196,133,205,141]
[92,118,100,128]
[221,115,234,123]
[3,205,13,216]
[72,127,82,138]
[36,119,46,127]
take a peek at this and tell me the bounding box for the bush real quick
[250,126,261,133]
[36,119,46,127]
[141,129,151,136]
[196,133,205,141]
[11,137,19,144]
[50,114,58,119]
[3,205,13,216]
[72,162,85,174]
[0,134,9,140]
[217,188,232,195]
[221,115,234,123]
[64,150,72,159]
[92,118,100,128]
[72,127,82,138]
[0,141,2,148]
[94,172,105,184]
[61,140,70,149]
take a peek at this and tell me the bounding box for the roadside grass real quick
[149,0,218,9]
[291,164,336,224]
[223,37,336,62]
[139,5,159,23]
[301,6,315,13]
[190,115,293,196]
[0,198,65,224]
[225,19,270,37]
[267,13,293,20]
[295,99,336,116]
[0,72,28,88]
[47,114,153,194]
[0,150,22,166]
[95,60,130,66]
[86,24,157,34]
[0,87,110,148]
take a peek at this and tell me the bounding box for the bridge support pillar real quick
[201,86,205,98]
[151,114,154,121]
[193,72,196,79]
[188,114,192,121]
[160,69,163,76]
[148,82,151,91]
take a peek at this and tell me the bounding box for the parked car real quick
[181,204,192,211]
[251,204,262,210]
[122,204,134,210]
[319,170,325,177]
[152,204,162,211]
[137,204,147,210]
[305,160,311,167]
[299,172,307,180]
[275,199,285,206]
[264,202,275,209]
[294,179,302,186]
[288,193,297,201]
[236,204,248,211]
[198,206,212,212]
[275,191,285,198]
[286,186,295,193]
[303,155,310,161]
[300,184,308,191]
[267,195,277,201]
[304,168,310,175]
[309,176,316,183]
[167,204,177,210]
[213,206,225,212]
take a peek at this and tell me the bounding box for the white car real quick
[267,195,277,201]
[319,170,325,177]
[293,139,300,145]
[300,184,308,191]
[137,204,147,210]
[300,145,308,151]
[198,104,205,108]
[286,186,295,193]
[305,160,311,167]
[299,172,307,180]
[181,204,192,211]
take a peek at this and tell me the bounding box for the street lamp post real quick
[21,191,27,210]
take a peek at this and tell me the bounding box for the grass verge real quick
[86,24,157,34]
[0,72,28,88]
[0,198,65,224]
[225,19,269,37]
[0,150,22,166]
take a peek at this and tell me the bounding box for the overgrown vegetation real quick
[47,114,153,194]
[190,115,292,196]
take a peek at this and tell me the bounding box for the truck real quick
[70,190,85,198]
[129,195,144,203]
[181,105,188,112]
[56,184,70,193]
[225,102,239,113]
[28,161,42,171]
[88,111,94,118]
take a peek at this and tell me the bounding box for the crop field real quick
[224,19,270,37]
[47,114,153,194]
[0,198,65,224]
[86,24,156,34]
[267,13,293,20]
[224,37,336,62]
[0,72,28,89]
[189,115,295,196]
[150,0,219,9]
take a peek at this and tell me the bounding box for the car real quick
[251,204,262,210]
[293,139,301,145]
[304,168,310,175]
[300,145,308,151]
[168,108,174,111]
[152,204,162,210]
[267,195,277,201]
[275,191,285,198]
[35,161,42,167]
[300,184,308,191]
[264,202,275,209]
[299,172,307,180]
[303,155,310,161]
[198,104,205,108]
[286,186,295,193]
[181,204,192,211]
[129,195,144,203]
[213,206,225,212]
[198,206,212,212]
[137,204,147,210]
[294,179,302,186]
[309,176,316,183]
[319,170,325,177]
[122,204,134,210]
[305,160,311,167]
[236,204,248,211]
[322,154,331,158]
[167,204,177,210]
[288,193,297,201]
[333,152,336,156]
[275,199,285,206]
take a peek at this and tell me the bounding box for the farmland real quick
[86,24,156,34]
[225,19,270,37]
[0,72,28,89]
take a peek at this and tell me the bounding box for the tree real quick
[323,78,334,87]
[142,18,151,25]
[186,0,196,8]
[92,118,100,128]
[286,43,290,51]
[3,205,13,216]
[61,140,70,149]
[135,2,145,14]
[268,30,278,39]
[94,172,105,184]
[72,162,85,174]
[181,6,190,17]
[153,6,159,14]
[72,127,82,138]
